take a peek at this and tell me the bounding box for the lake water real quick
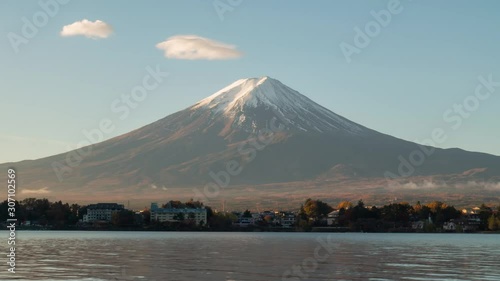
[1,231,499,281]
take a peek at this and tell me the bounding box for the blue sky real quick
[1,0,499,163]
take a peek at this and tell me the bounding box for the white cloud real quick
[387,180,500,191]
[22,187,51,195]
[60,19,113,39]
[156,35,242,60]
[390,180,446,190]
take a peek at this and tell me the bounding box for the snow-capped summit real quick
[192,76,369,135]
[193,76,281,113]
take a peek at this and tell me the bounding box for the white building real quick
[412,221,425,230]
[327,210,340,226]
[235,217,255,227]
[443,220,457,231]
[150,203,207,225]
[83,203,124,222]
[279,213,296,228]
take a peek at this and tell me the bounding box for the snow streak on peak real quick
[192,76,368,135]
[193,76,277,113]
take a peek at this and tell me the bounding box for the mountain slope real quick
[1,77,499,201]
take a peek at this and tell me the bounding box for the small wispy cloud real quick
[151,184,168,191]
[60,19,113,39]
[22,187,51,195]
[387,180,500,191]
[156,35,242,60]
[461,181,500,191]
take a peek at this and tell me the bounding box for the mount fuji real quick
[2,77,499,206]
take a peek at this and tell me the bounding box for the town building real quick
[235,217,255,227]
[327,210,340,226]
[412,221,425,230]
[443,220,457,231]
[150,203,207,225]
[83,203,124,222]
[279,213,296,228]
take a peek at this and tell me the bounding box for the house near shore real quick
[327,210,340,226]
[443,220,457,231]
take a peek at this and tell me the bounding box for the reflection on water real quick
[1,231,500,280]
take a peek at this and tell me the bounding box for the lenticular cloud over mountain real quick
[156,35,242,60]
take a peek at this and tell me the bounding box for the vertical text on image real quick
[6,168,17,274]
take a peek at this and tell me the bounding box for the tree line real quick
[1,197,499,232]
[297,198,500,232]
[0,198,233,230]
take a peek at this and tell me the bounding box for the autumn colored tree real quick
[488,215,499,231]
[301,198,333,224]
[426,201,448,213]
[337,201,353,210]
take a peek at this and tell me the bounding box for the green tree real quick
[413,205,431,221]
[163,201,185,209]
[77,205,88,221]
[345,200,377,222]
[22,198,50,222]
[436,205,460,225]
[478,204,493,230]
[0,200,9,222]
[381,203,412,224]
[208,212,237,229]
[185,199,204,208]
[111,210,136,227]
[141,209,151,225]
[242,209,252,218]
[46,200,73,227]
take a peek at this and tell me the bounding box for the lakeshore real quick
[3,197,499,233]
